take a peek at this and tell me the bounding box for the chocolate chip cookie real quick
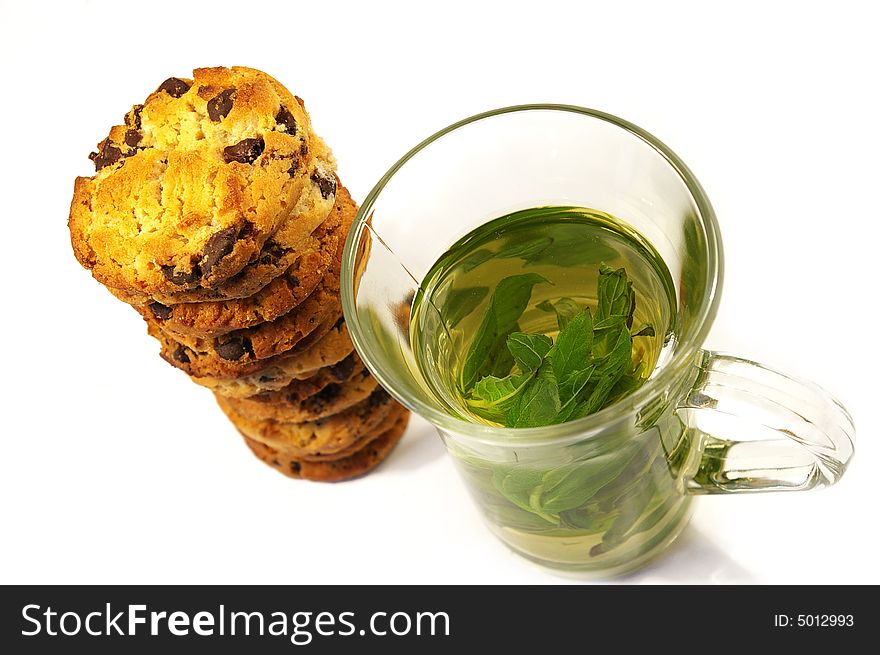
[113,168,343,306]
[69,65,409,483]
[189,321,357,397]
[222,365,379,423]
[148,265,341,375]
[241,406,409,482]
[248,350,367,402]
[70,66,330,297]
[136,179,351,336]
[132,209,340,337]
[217,388,394,459]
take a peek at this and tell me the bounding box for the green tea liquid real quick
[411,206,676,423]
[409,207,689,571]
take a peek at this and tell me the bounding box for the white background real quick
[1,0,877,584]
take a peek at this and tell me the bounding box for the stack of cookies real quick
[69,67,408,481]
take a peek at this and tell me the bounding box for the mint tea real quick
[410,207,692,570]
[343,105,854,575]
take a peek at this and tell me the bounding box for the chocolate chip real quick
[286,160,299,177]
[299,142,309,156]
[89,139,122,171]
[125,104,144,129]
[207,88,236,121]
[275,105,297,134]
[271,459,281,467]
[215,340,245,361]
[310,169,337,199]
[290,461,301,473]
[156,77,191,98]
[285,274,300,288]
[333,316,345,329]
[328,355,356,381]
[172,346,191,364]
[238,220,254,239]
[314,384,341,403]
[161,263,201,285]
[222,269,246,286]
[223,138,264,164]
[124,129,142,148]
[367,388,390,408]
[199,226,238,277]
[148,302,173,320]
[258,241,287,265]
[215,337,254,361]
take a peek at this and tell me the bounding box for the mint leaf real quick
[558,505,609,531]
[460,248,494,272]
[537,297,582,331]
[597,263,636,327]
[555,365,597,422]
[591,317,628,364]
[592,315,627,331]
[551,321,634,421]
[506,332,553,375]
[491,467,558,525]
[605,372,647,407]
[465,328,551,424]
[472,375,527,403]
[548,308,593,386]
[506,362,561,428]
[573,371,625,419]
[465,264,651,428]
[534,445,641,514]
[442,286,489,328]
[558,364,596,400]
[607,359,647,401]
[466,372,532,422]
[458,273,548,392]
[500,235,553,260]
[570,327,633,417]
[520,218,617,267]
[591,475,656,555]
[483,327,517,380]
[594,326,632,375]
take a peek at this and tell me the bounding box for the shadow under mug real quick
[340,105,855,575]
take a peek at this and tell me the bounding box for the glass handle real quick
[676,350,855,494]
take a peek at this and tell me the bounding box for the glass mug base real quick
[487,497,694,576]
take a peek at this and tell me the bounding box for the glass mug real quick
[340,105,855,575]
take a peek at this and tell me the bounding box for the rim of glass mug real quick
[340,104,723,447]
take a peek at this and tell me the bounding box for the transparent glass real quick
[340,105,855,575]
